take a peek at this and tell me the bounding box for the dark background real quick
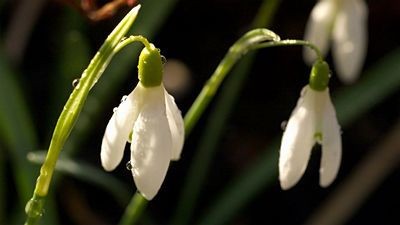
[1,0,400,224]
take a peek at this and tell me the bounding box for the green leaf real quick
[27,151,130,206]
[0,50,38,204]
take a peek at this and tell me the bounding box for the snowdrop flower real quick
[101,44,184,200]
[279,61,341,190]
[303,0,368,84]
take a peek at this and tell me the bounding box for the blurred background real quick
[0,0,399,224]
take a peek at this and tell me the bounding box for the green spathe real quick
[138,44,163,87]
[309,60,330,91]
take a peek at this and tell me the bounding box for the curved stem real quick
[24,5,141,225]
[253,39,323,60]
[114,35,152,53]
[184,28,280,135]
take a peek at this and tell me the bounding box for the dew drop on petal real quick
[126,161,133,170]
[113,107,118,113]
[121,95,128,103]
[72,78,80,88]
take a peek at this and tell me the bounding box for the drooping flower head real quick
[279,60,342,190]
[303,0,368,84]
[101,43,184,200]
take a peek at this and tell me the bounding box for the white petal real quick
[101,86,140,171]
[279,86,317,190]
[164,88,185,160]
[332,0,368,83]
[303,0,337,64]
[320,94,342,187]
[130,85,172,200]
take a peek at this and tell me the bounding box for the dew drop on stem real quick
[72,78,80,88]
[161,55,167,65]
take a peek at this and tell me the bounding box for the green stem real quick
[24,6,141,225]
[184,28,280,135]
[254,39,323,60]
[172,1,281,224]
[119,192,148,225]
[114,35,152,53]
[184,36,324,135]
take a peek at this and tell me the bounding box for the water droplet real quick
[120,95,128,103]
[161,55,167,65]
[280,121,287,131]
[126,161,133,170]
[25,198,45,218]
[113,107,118,113]
[72,78,80,88]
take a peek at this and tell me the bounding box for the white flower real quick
[101,82,184,200]
[279,85,341,190]
[303,0,368,83]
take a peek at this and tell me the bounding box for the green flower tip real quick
[138,44,163,87]
[309,60,330,91]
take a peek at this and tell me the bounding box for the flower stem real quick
[24,5,141,225]
[119,192,148,225]
[253,39,323,61]
[184,28,280,135]
[114,35,152,53]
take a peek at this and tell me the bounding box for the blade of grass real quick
[171,1,281,224]
[0,49,59,225]
[0,50,38,204]
[24,7,141,225]
[197,48,400,225]
[27,151,131,206]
